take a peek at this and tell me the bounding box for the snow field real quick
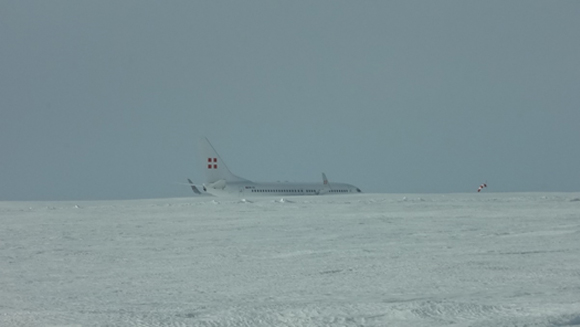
[1,193,579,326]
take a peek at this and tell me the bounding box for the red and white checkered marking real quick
[207,158,218,169]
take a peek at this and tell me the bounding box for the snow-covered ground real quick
[1,193,579,327]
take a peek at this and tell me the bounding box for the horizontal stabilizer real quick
[187,178,201,194]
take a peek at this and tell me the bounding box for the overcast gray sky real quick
[1,1,579,200]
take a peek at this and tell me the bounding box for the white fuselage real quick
[204,181,361,196]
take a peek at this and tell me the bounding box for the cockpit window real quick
[356,188,362,193]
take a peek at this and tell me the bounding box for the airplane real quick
[187,137,362,196]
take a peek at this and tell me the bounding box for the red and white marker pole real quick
[477,183,487,192]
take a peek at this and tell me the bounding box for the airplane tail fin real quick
[198,137,249,184]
